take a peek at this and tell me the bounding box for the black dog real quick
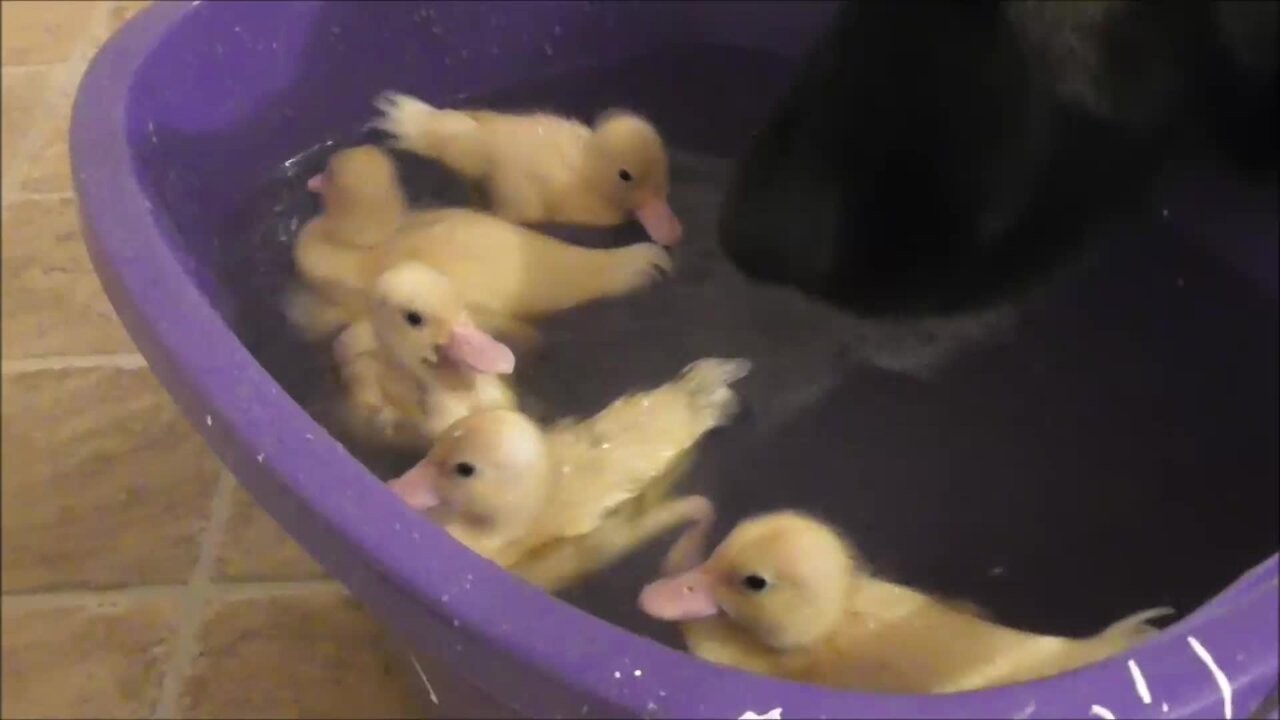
[719,2,1278,316]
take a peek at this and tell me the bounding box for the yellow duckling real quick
[639,510,1172,694]
[381,206,672,327]
[285,145,405,340]
[286,145,671,348]
[372,91,684,246]
[386,358,751,591]
[335,263,517,449]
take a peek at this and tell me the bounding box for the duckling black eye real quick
[618,169,633,182]
[454,462,475,478]
[403,311,424,328]
[742,574,769,592]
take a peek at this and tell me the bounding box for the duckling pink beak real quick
[443,323,516,375]
[306,173,325,193]
[635,197,682,247]
[638,566,720,621]
[387,459,442,511]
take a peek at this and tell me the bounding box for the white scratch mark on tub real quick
[1127,658,1152,704]
[409,653,439,705]
[646,700,659,712]
[205,415,212,426]
[1161,702,1169,713]
[451,619,459,627]
[633,669,642,677]
[739,709,782,720]
[613,671,621,679]
[1013,700,1036,718]
[1188,635,1232,718]
[305,433,313,440]
[1089,704,1116,719]
[256,453,264,463]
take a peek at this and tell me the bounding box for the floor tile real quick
[0,596,179,719]
[16,2,154,195]
[17,68,78,195]
[0,367,223,592]
[0,197,135,358]
[1,67,53,186]
[0,1,99,67]
[214,483,329,582]
[180,591,421,719]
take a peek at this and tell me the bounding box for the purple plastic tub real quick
[72,2,1278,718]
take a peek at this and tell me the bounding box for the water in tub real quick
[226,44,1277,653]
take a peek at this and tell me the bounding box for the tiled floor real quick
[1,2,423,717]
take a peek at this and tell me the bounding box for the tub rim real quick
[70,2,1279,718]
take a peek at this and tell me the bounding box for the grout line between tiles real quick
[0,62,69,74]
[0,584,185,609]
[0,578,343,608]
[218,577,343,595]
[210,578,345,598]
[1,353,148,374]
[1,190,77,205]
[0,3,111,200]
[152,469,236,720]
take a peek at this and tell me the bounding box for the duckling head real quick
[638,510,858,650]
[587,110,683,247]
[306,145,405,241]
[387,409,551,540]
[370,262,515,377]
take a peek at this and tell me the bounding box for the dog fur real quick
[718,1,1278,316]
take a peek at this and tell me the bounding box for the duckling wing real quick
[541,358,751,539]
[480,112,589,172]
[511,495,713,593]
[540,428,644,538]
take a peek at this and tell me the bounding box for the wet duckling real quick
[286,145,407,340]
[387,358,751,590]
[639,510,1172,693]
[335,263,516,447]
[373,92,683,246]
